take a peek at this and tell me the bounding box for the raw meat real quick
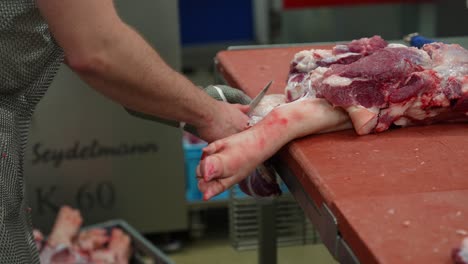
[36,206,132,264]
[287,35,468,135]
[196,36,468,200]
[285,36,387,102]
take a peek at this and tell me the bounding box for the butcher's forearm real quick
[37,0,219,129]
[72,24,217,128]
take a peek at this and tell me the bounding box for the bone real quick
[347,105,379,135]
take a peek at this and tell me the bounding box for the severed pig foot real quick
[76,228,109,252]
[108,228,132,263]
[197,98,352,200]
[40,245,88,264]
[90,228,131,264]
[48,206,83,247]
[196,125,277,200]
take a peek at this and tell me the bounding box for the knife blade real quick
[247,80,273,116]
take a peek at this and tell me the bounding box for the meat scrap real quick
[196,36,468,200]
[35,206,132,264]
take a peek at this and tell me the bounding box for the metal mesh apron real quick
[0,1,63,263]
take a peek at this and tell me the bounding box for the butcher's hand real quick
[186,85,252,142]
[125,85,251,142]
[195,101,250,142]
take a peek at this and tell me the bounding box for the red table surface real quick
[216,44,468,263]
[334,190,468,264]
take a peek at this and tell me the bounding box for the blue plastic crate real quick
[178,0,254,45]
[183,142,230,201]
[184,142,205,201]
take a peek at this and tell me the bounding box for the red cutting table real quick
[215,43,468,264]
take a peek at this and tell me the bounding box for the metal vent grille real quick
[229,182,318,251]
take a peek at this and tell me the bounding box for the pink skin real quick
[196,98,352,200]
[90,249,116,264]
[48,206,83,247]
[76,228,110,252]
[108,228,132,262]
[90,228,132,264]
[33,229,44,242]
[33,229,44,251]
[49,249,80,264]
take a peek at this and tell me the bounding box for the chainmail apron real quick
[0,1,63,263]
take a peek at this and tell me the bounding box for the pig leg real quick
[197,98,352,200]
[47,206,83,247]
[90,228,131,264]
[108,228,131,263]
[76,228,109,252]
[41,207,85,264]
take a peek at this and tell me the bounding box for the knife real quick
[247,80,273,116]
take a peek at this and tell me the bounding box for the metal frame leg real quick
[258,199,277,264]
